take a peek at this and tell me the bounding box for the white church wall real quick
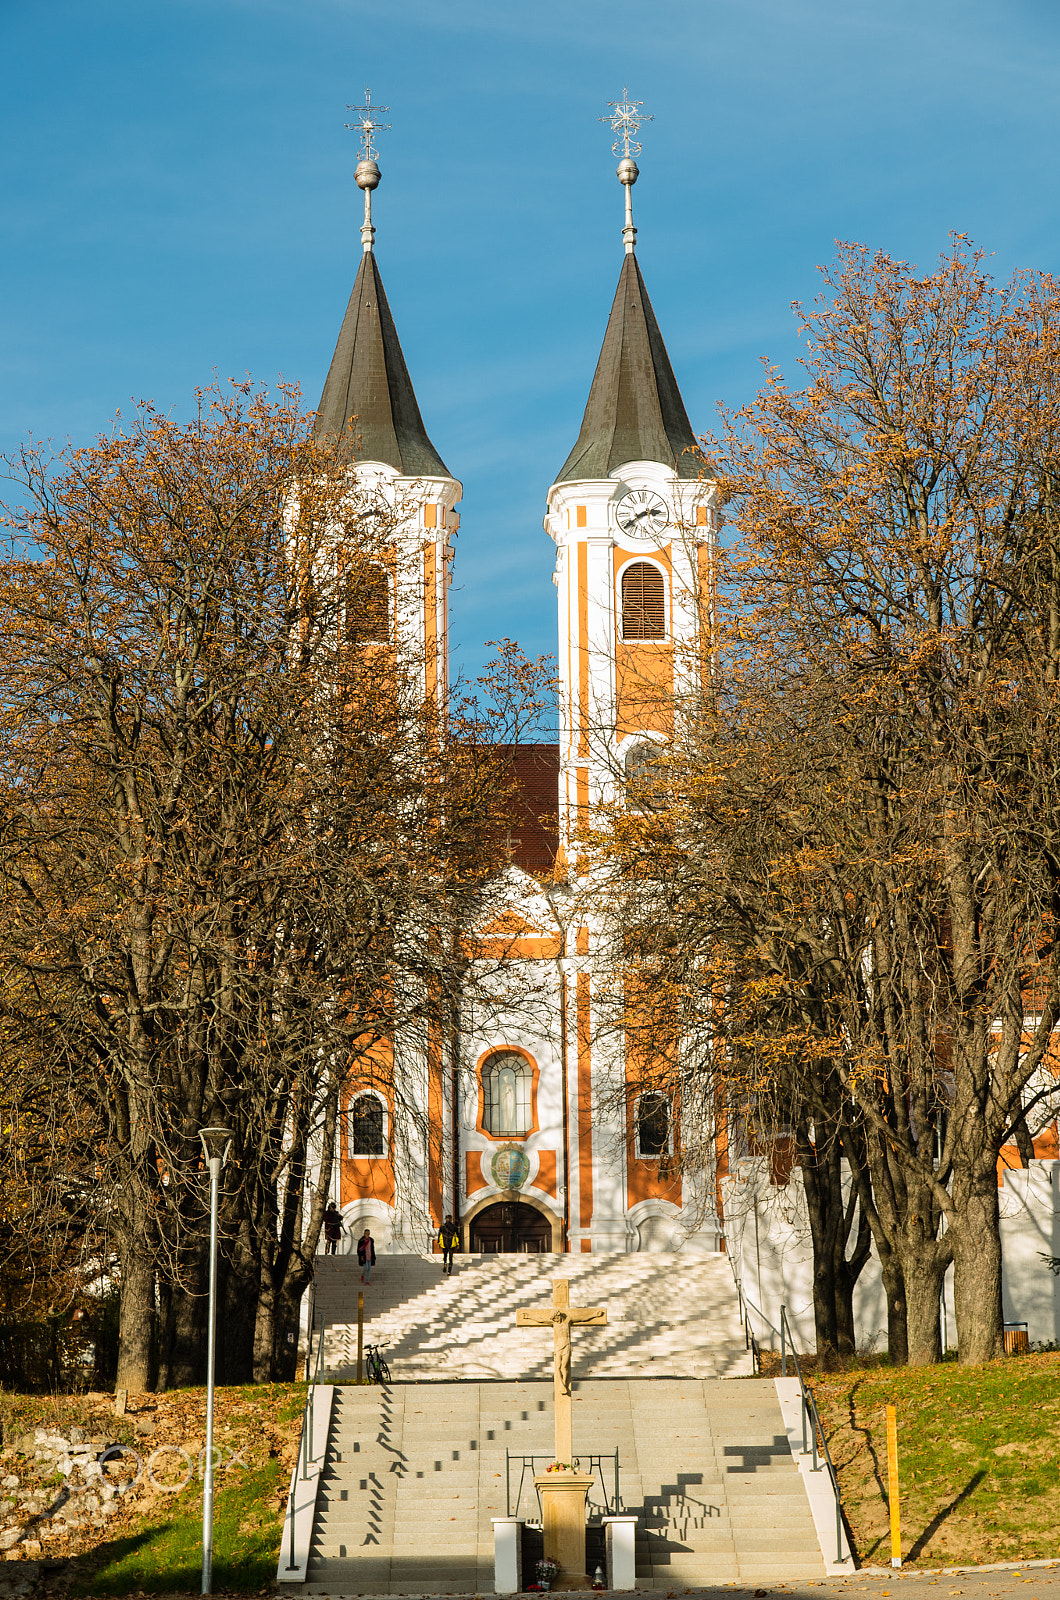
[724,1157,1060,1355]
[723,1162,895,1357]
[998,1161,1060,1344]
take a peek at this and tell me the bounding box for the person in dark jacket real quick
[438,1216,459,1274]
[323,1203,345,1256]
[357,1228,376,1284]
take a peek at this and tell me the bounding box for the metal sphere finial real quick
[602,92,650,254]
[345,89,390,255]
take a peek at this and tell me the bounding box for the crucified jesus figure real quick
[552,1308,573,1396]
[517,1280,607,1466]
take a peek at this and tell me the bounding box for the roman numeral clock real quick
[616,488,668,536]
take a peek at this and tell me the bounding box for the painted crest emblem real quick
[491,1144,530,1191]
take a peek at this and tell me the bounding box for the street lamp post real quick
[198,1125,232,1597]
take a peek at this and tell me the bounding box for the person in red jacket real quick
[357,1228,376,1284]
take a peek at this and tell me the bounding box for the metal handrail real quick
[780,1304,847,1567]
[284,1316,326,1574]
[506,1452,621,1521]
[724,1243,761,1374]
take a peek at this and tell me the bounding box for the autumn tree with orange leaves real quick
[0,384,547,1390]
[589,240,1060,1366]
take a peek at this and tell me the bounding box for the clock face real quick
[616,489,668,536]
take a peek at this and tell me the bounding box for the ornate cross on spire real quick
[601,90,651,254]
[345,87,391,162]
[345,88,390,254]
[601,87,652,159]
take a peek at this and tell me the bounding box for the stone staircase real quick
[301,1378,827,1593]
[310,1251,753,1381]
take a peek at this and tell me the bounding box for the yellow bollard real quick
[357,1290,364,1385]
[886,1404,901,1568]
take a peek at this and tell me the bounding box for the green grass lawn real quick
[75,1460,289,1596]
[810,1351,1060,1568]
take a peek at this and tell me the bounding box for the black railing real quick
[725,1246,761,1373]
[506,1452,621,1521]
[780,1304,847,1567]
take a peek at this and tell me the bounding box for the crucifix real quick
[516,1279,607,1466]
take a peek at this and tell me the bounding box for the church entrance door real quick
[470,1201,552,1253]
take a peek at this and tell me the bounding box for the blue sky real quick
[3,0,1060,685]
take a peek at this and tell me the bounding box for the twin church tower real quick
[321,94,721,1257]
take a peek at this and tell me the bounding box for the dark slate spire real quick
[314,249,450,477]
[555,252,704,484]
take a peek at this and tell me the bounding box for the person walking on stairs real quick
[358,1227,376,1284]
[323,1203,345,1256]
[438,1215,459,1274]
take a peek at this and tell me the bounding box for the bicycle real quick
[363,1341,391,1385]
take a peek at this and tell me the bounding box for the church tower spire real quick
[545,97,715,863]
[314,91,450,477]
[555,93,703,486]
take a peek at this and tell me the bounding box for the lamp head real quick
[199,1126,233,1167]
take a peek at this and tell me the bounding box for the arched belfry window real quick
[482,1052,532,1137]
[350,1094,386,1156]
[635,1093,671,1158]
[343,561,390,646]
[621,562,666,641]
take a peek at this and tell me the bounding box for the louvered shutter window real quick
[621,562,666,640]
[344,562,390,645]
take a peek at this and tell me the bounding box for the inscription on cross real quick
[516,1279,607,1466]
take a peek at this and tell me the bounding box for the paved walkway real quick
[289,1560,1060,1599]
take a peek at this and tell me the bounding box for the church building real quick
[319,98,722,1259]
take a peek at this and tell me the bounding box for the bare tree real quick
[0,384,546,1388]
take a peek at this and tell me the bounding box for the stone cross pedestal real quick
[516,1279,607,1589]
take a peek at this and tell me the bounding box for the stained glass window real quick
[636,1093,670,1157]
[482,1052,532,1136]
[350,1095,385,1156]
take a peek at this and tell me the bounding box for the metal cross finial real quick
[345,87,391,162]
[601,87,652,159]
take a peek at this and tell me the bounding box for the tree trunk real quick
[898,1240,945,1365]
[116,1245,156,1393]
[157,1251,206,1389]
[834,1206,872,1357]
[253,1267,278,1385]
[797,1120,842,1370]
[880,1252,908,1365]
[949,1183,1004,1363]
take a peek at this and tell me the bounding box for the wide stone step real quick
[311,1252,751,1382]
[296,1378,828,1594]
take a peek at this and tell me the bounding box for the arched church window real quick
[621,562,666,641]
[635,1093,670,1158]
[350,1094,386,1156]
[482,1052,532,1137]
[343,561,390,646]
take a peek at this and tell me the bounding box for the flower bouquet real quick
[544,1461,571,1473]
[535,1557,561,1590]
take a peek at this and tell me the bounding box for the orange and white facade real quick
[318,157,725,1259]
